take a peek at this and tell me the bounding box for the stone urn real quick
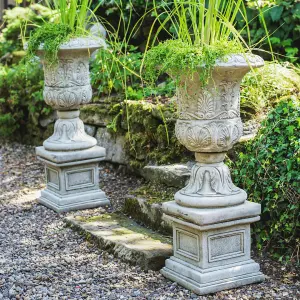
[174,54,264,207]
[35,37,110,212]
[161,54,265,295]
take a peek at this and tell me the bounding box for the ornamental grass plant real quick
[24,0,103,65]
[143,0,267,85]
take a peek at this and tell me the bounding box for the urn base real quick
[43,110,97,152]
[36,146,110,213]
[39,189,109,213]
[175,161,247,208]
[175,188,247,208]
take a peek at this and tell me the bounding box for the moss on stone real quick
[118,99,192,168]
[71,212,171,244]
[131,183,176,204]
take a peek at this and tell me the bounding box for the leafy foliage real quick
[1,4,53,42]
[238,0,300,62]
[90,45,143,96]
[240,62,300,119]
[144,39,241,86]
[0,4,53,59]
[231,99,300,262]
[0,61,51,139]
[26,23,72,65]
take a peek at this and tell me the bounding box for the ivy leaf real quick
[270,6,284,22]
[287,125,295,135]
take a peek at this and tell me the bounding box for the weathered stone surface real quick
[65,213,172,271]
[36,37,110,213]
[80,103,113,127]
[95,127,128,164]
[161,201,264,295]
[36,146,109,213]
[174,54,264,208]
[124,195,172,234]
[40,111,57,128]
[84,124,97,137]
[162,54,265,295]
[141,164,190,188]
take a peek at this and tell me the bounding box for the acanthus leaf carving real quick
[182,162,240,196]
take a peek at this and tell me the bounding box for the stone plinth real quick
[33,37,110,212]
[161,201,264,295]
[36,146,109,213]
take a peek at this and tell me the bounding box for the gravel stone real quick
[0,142,299,299]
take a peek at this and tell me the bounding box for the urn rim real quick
[25,36,106,54]
[214,53,264,69]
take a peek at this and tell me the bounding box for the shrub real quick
[1,4,53,48]
[231,98,300,262]
[0,4,53,62]
[90,45,143,96]
[239,0,300,63]
[0,60,50,140]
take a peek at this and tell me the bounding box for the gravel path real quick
[0,143,299,299]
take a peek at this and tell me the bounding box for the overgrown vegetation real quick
[109,100,192,168]
[144,39,241,86]
[25,0,102,65]
[0,60,51,141]
[240,62,300,118]
[0,4,53,59]
[231,99,300,262]
[243,0,300,63]
[144,0,251,86]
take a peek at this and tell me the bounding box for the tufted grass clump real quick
[26,23,72,65]
[24,0,102,65]
[144,39,241,86]
[143,0,257,86]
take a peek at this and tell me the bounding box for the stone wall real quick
[79,96,192,168]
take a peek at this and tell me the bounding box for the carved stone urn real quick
[174,54,264,207]
[35,37,110,212]
[161,54,265,294]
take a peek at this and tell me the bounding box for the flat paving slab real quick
[64,213,172,271]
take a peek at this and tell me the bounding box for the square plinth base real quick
[161,201,264,295]
[36,146,110,213]
[161,257,264,295]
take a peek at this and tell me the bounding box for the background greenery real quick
[231,98,300,262]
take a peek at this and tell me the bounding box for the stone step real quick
[141,164,191,188]
[64,213,172,271]
[123,195,172,234]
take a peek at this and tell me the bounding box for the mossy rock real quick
[80,104,113,126]
[241,62,300,119]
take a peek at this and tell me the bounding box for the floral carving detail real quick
[76,62,88,84]
[44,116,97,151]
[44,59,89,88]
[58,91,77,107]
[217,124,231,148]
